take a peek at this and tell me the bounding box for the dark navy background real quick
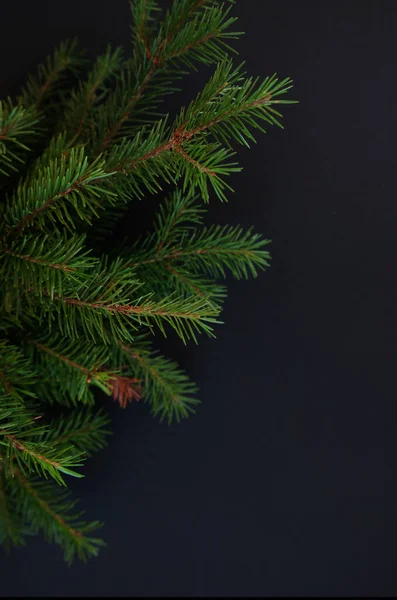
[1,1,397,596]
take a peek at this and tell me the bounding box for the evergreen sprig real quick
[12,473,105,564]
[0,100,40,177]
[19,39,84,110]
[41,408,111,456]
[116,336,199,422]
[0,0,294,561]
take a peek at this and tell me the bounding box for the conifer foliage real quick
[0,0,294,562]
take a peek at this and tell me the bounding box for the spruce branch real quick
[0,402,85,486]
[153,0,239,68]
[0,470,26,550]
[123,191,271,280]
[63,45,124,147]
[13,471,105,564]
[103,60,293,203]
[0,234,97,298]
[2,436,84,485]
[0,99,40,177]
[3,148,116,233]
[152,189,207,248]
[40,408,111,457]
[27,337,115,405]
[26,256,221,344]
[47,287,220,344]
[164,263,226,304]
[19,39,84,110]
[95,0,238,152]
[117,338,199,422]
[0,0,294,561]
[0,340,36,402]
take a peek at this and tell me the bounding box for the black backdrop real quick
[1,1,397,597]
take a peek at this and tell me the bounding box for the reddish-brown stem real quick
[184,94,273,138]
[128,246,254,268]
[5,85,272,232]
[97,0,210,152]
[165,31,216,61]
[97,65,157,153]
[36,60,70,109]
[6,436,64,471]
[0,244,76,273]
[9,177,86,234]
[112,92,272,175]
[175,146,216,176]
[162,0,207,50]
[54,294,203,320]
[140,0,152,59]
[69,76,107,147]
[33,342,95,380]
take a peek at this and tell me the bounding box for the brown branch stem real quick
[97,0,211,152]
[52,294,203,320]
[6,436,63,471]
[32,342,95,380]
[36,60,70,109]
[127,246,255,268]
[175,146,216,176]
[166,264,206,297]
[9,176,86,234]
[0,243,76,273]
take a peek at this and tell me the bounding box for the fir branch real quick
[13,470,105,564]
[0,100,40,177]
[124,193,271,280]
[0,233,97,297]
[96,0,238,151]
[3,149,116,233]
[0,470,26,549]
[26,336,114,405]
[172,61,294,146]
[25,257,221,344]
[19,39,84,110]
[164,263,226,304]
[0,0,294,562]
[96,61,159,154]
[41,408,111,456]
[2,434,84,486]
[0,340,36,401]
[50,289,220,343]
[154,0,239,68]
[104,61,293,202]
[132,0,160,59]
[153,189,206,249]
[175,139,239,201]
[63,46,124,147]
[0,388,84,485]
[118,338,198,422]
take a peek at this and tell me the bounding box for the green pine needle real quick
[0,0,295,562]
